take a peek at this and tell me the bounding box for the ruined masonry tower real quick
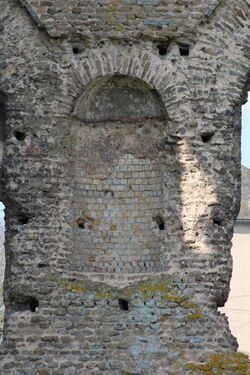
[0,1,250,374]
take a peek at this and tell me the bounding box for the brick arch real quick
[71,44,191,120]
[74,74,167,123]
[69,49,185,276]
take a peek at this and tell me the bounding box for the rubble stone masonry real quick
[0,0,250,374]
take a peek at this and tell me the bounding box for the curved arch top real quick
[74,75,167,123]
[70,44,191,121]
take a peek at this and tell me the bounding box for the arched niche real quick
[72,75,180,274]
[74,75,166,122]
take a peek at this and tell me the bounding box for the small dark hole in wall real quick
[38,263,47,268]
[201,132,214,143]
[13,297,39,312]
[154,214,165,230]
[213,218,222,226]
[158,221,165,230]
[157,42,169,56]
[118,299,129,311]
[104,189,114,197]
[14,130,26,141]
[30,298,39,312]
[72,46,80,54]
[77,218,85,229]
[18,215,29,225]
[179,44,190,56]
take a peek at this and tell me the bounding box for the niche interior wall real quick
[0,0,250,374]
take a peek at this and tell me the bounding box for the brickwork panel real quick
[71,116,182,275]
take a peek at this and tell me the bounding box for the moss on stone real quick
[60,277,206,323]
[186,353,250,374]
[96,290,113,299]
[187,309,206,321]
[37,369,50,375]
[106,0,118,12]
[62,282,88,294]
[126,279,207,322]
[182,301,198,309]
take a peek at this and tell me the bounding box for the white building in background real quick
[221,166,250,356]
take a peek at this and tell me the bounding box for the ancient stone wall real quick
[239,165,250,219]
[0,0,250,374]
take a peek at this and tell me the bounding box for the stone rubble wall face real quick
[0,0,249,374]
[239,166,250,218]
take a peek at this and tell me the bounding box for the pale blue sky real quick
[242,98,250,168]
[0,202,4,222]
